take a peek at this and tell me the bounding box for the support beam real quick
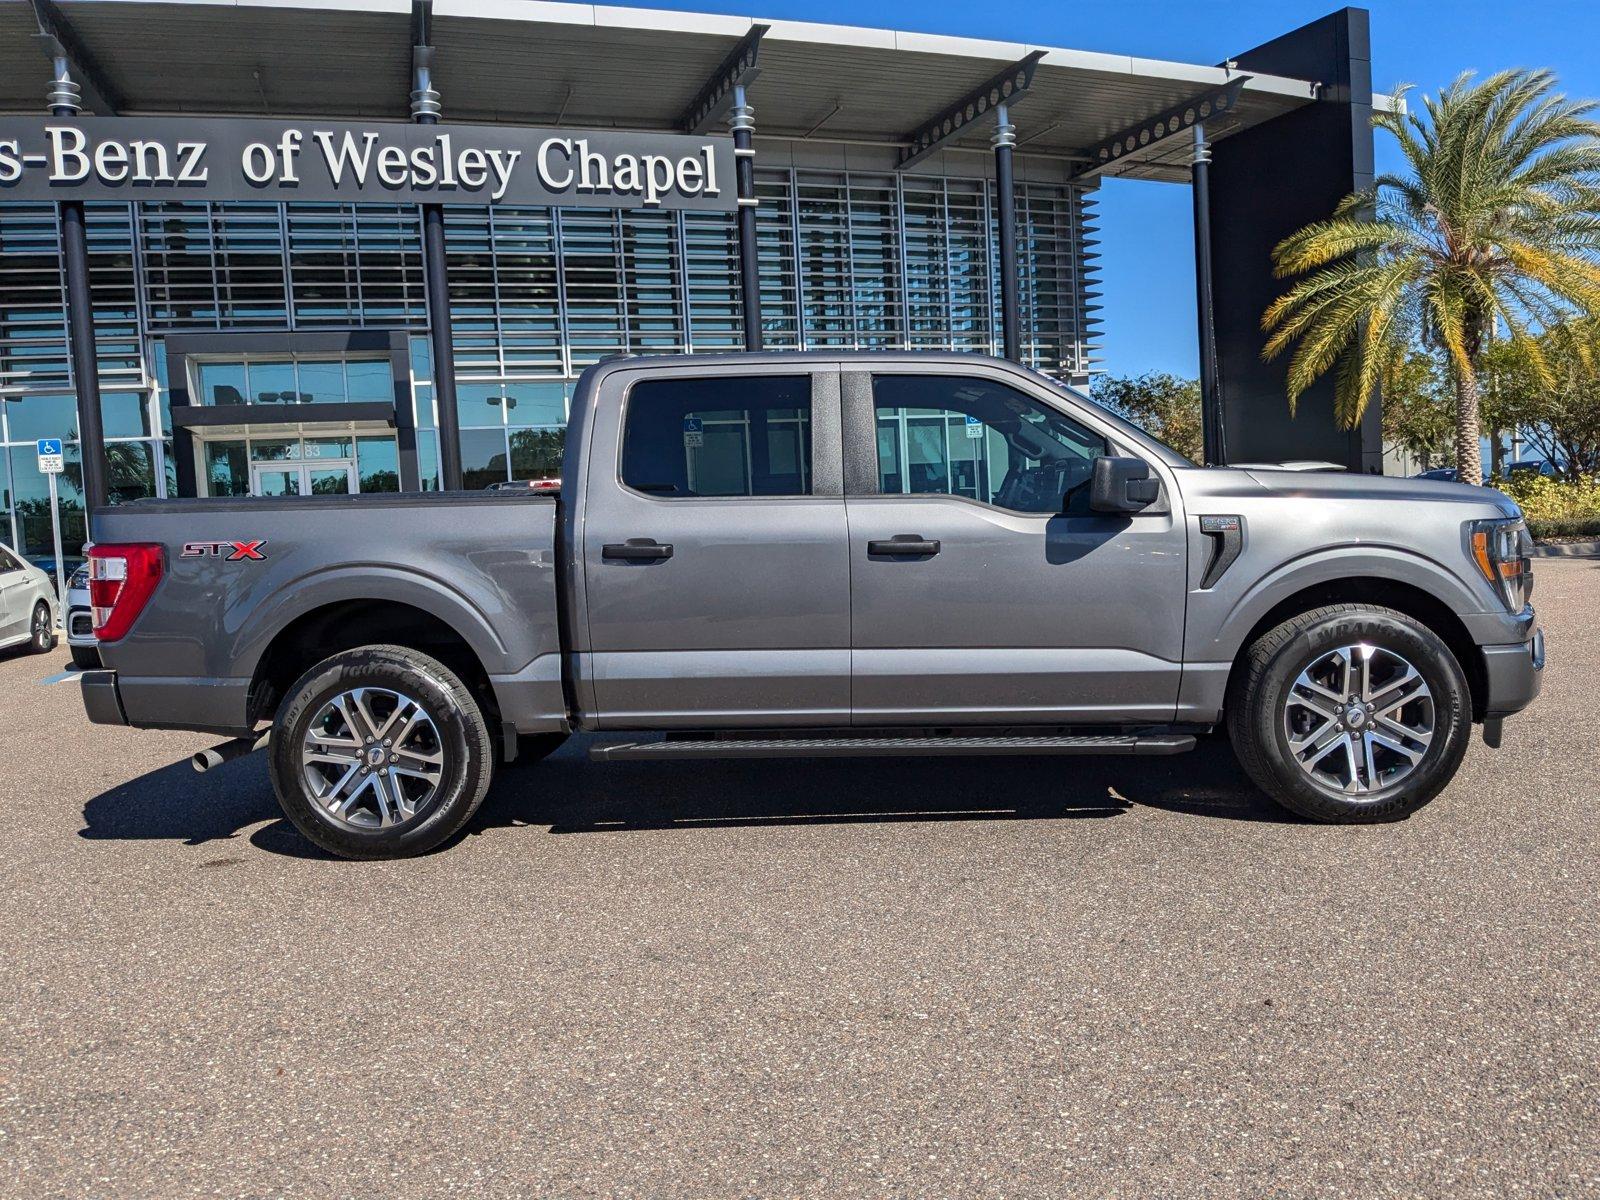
[676,25,767,134]
[411,1,462,490]
[33,31,109,516]
[1068,77,1249,181]
[28,0,122,115]
[1190,123,1225,465]
[731,86,762,351]
[895,52,1044,172]
[992,107,1021,362]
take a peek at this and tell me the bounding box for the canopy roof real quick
[0,0,1325,181]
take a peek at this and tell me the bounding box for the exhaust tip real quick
[192,748,226,773]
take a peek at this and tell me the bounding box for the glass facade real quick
[0,161,1097,566]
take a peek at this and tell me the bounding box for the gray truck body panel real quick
[84,351,1540,739]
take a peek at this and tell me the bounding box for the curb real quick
[1533,539,1600,558]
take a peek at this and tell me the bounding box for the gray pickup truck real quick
[80,352,1544,857]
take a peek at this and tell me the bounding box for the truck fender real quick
[1193,544,1490,665]
[230,563,512,684]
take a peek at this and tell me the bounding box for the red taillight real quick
[87,543,164,642]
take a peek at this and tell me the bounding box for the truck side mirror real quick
[1088,456,1160,514]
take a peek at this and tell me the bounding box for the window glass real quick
[503,382,568,428]
[101,392,152,440]
[456,383,505,429]
[509,428,564,481]
[249,438,299,463]
[416,430,440,491]
[621,375,811,498]
[460,427,509,490]
[205,441,250,497]
[413,383,436,431]
[296,360,345,404]
[356,436,400,492]
[344,359,393,404]
[0,546,19,573]
[107,442,157,505]
[197,362,247,406]
[3,393,78,444]
[247,361,296,404]
[871,375,1108,515]
[409,335,433,384]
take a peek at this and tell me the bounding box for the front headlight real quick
[1468,518,1533,612]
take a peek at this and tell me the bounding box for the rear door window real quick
[621,376,812,498]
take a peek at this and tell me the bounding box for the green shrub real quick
[1526,516,1600,539]
[1493,473,1600,534]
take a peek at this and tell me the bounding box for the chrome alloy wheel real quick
[32,605,49,642]
[300,687,446,831]
[1282,643,1435,796]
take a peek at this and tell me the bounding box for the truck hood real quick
[1176,466,1522,519]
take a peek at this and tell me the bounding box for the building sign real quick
[0,117,736,211]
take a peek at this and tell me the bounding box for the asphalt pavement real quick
[1,560,1596,1198]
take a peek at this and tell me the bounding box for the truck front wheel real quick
[1228,604,1472,823]
[268,645,495,858]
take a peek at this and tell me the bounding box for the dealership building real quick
[0,0,1378,571]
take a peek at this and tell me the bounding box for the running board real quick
[590,732,1197,761]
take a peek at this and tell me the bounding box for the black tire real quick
[268,645,495,859]
[28,602,56,654]
[70,643,101,670]
[1227,604,1472,823]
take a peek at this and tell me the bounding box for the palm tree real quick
[1262,69,1600,485]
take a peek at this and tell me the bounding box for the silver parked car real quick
[65,562,100,669]
[0,542,59,656]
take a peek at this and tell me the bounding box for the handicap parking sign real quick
[682,416,704,448]
[35,438,64,474]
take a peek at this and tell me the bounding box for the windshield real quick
[1029,370,1198,468]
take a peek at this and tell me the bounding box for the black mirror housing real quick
[1088,456,1159,514]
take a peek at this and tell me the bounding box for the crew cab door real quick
[578,365,849,728]
[842,368,1188,725]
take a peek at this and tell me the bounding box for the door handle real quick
[867,536,940,557]
[602,538,673,561]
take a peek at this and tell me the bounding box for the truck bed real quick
[88,491,564,736]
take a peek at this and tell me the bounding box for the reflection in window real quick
[460,427,509,490]
[871,375,1107,515]
[107,442,157,504]
[356,436,400,492]
[621,376,811,498]
[191,357,394,406]
[509,428,564,481]
[206,442,250,496]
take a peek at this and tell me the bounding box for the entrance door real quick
[579,368,850,728]
[843,370,1189,725]
[250,461,356,497]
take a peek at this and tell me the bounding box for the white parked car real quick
[65,562,100,669]
[0,543,59,656]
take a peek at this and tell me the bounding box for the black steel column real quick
[1192,122,1225,466]
[413,46,463,490]
[48,57,108,513]
[993,105,1021,362]
[731,86,762,351]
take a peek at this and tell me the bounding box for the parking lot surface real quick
[1,560,1596,1198]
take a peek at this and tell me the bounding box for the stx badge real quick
[181,540,267,561]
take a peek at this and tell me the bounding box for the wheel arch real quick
[248,597,499,729]
[1222,576,1486,720]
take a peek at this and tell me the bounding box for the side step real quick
[590,732,1197,761]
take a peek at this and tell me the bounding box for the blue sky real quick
[627,0,1600,378]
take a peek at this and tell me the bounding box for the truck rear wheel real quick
[268,645,495,859]
[1228,604,1472,823]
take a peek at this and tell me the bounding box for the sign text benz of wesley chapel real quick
[0,117,736,212]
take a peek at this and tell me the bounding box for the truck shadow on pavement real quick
[80,734,1299,860]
